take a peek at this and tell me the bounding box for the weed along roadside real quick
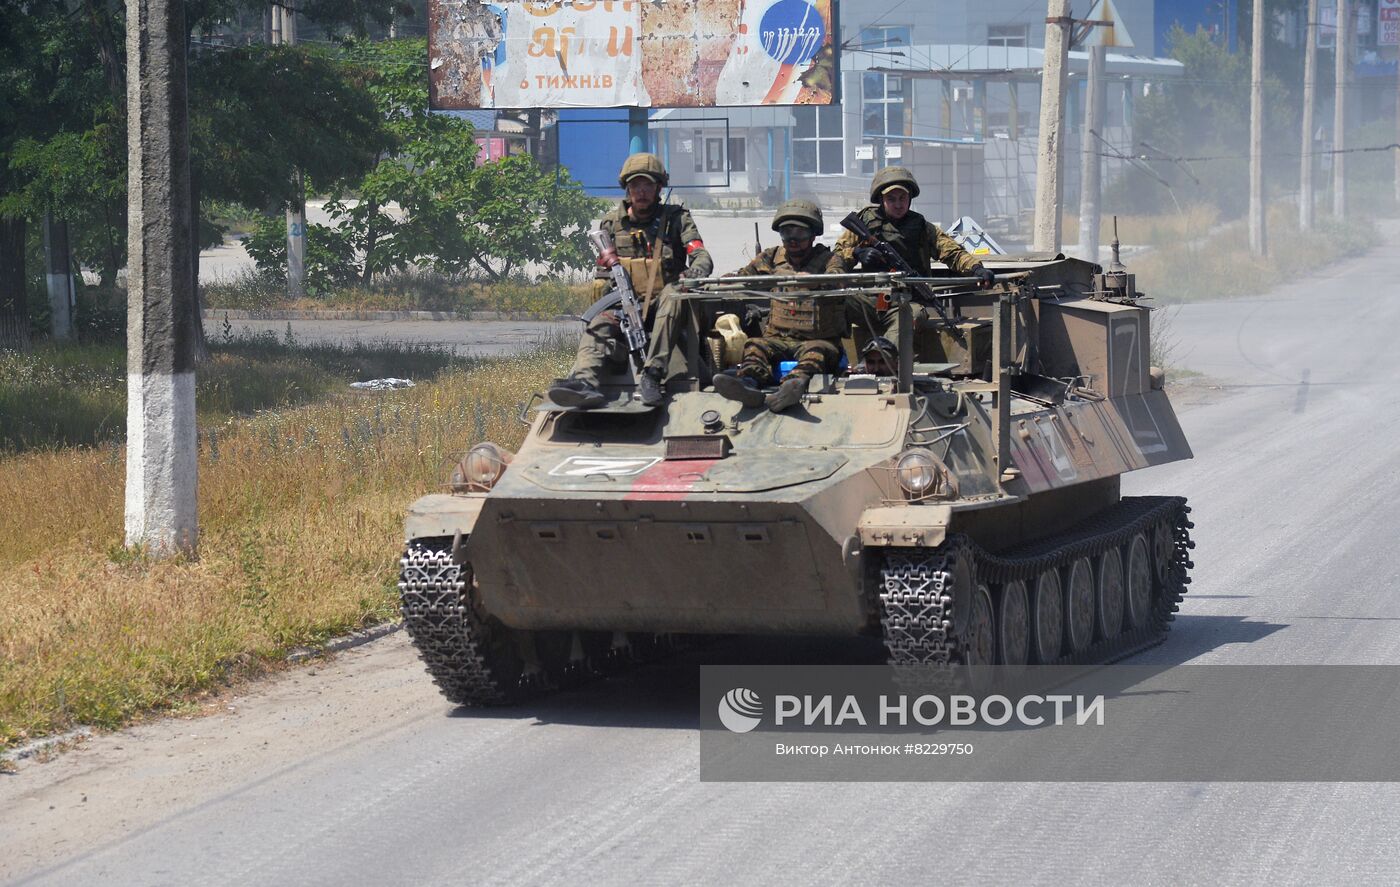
[0,341,571,749]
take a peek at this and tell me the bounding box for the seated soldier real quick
[712,200,842,413]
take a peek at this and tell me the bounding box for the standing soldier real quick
[826,166,994,349]
[712,199,841,413]
[548,153,713,409]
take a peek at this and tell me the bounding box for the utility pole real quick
[1394,43,1399,206]
[1249,0,1267,255]
[1035,0,1073,253]
[1300,0,1318,231]
[1334,0,1349,218]
[126,0,199,554]
[1077,43,1106,262]
[272,1,306,297]
[42,214,75,340]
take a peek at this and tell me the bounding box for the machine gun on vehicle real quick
[588,228,650,388]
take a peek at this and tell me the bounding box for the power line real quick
[1094,143,1400,163]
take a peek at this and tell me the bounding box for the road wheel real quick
[1064,557,1095,654]
[963,583,997,666]
[1152,521,1175,587]
[1032,570,1064,663]
[997,580,1030,666]
[1124,533,1153,630]
[1097,548,1126,640]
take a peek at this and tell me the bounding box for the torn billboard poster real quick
[429,0,838,109]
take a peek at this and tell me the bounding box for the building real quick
[555,1,1185,238]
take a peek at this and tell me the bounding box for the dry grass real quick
[1125,204,1379,303]
[0,347,570,747]
[203,269,595,318]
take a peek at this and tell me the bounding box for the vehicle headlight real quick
[452,442,513,493]
[895,448,956,501]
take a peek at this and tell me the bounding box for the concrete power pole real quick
[42,214,75,340]
[1394,42,1399,206]
[1035,0,1073,253]
[1334,0,1349,218]
[273,2,306,298]
[1300,0,1318,231]
[126,0,199,554]
[1249,0,1267,255]
[1078,44,1106,262]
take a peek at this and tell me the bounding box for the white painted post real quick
[43,213,75,340]
[126,0,199,555]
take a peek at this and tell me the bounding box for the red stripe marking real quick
[624,458,720,501]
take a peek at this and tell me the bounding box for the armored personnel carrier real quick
[398,253,1193,704]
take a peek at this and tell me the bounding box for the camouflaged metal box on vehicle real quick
[399,256,1194,705]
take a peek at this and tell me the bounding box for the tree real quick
[325,39,603,284]
[1113,26,1299,217]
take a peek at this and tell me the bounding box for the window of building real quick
[692,129,704,173]
[792,104,844,175]
[705,137,725,172]
[858,25,910,49]
[859,28,909,174]
[987,24,1029,47]
[728,137,746,172]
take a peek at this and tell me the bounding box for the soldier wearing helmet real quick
[827,166,994,349]
[549,153,713,409]
[711,199,844,413]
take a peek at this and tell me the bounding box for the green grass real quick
[0,334,481,453]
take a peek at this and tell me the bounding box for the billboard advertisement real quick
[429,0,838,109]
[1381,0,1399,46]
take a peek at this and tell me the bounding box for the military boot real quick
[638,367,665,407]
[765,375,808,412]
[712,372,767,408]
[548,377,606,409]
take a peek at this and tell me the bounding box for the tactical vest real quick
[607,205,685,300]
[761,245,844,339]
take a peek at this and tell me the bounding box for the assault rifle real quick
[839,212,965,342]
[589,228,649,383]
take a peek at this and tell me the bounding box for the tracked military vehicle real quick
[398,251,1194,705]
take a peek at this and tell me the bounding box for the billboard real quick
[1382,0,1399,46]
[429,0,838,109]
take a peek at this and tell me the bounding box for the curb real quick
[284,621,404,663]
[2,727,94,764]
[2,624,405,765]
[203,308,578,323]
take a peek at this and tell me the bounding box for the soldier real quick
[826,166,995,348]
[548,153,713,409]
[711,199,842,413]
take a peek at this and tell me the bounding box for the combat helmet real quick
[869,166,920,203]
[771,199,824,237]
[618,152,670,188]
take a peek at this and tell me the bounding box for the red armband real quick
[685,239,705,255]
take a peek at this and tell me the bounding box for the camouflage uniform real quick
[827,192,987,347]
[567,200,712,387]
[728,243,842,385]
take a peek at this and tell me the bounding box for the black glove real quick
[742,304,770,336]
[853,246,888,270]
[974,266,996,288]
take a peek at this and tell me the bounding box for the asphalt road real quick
[5,223,1400,886]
